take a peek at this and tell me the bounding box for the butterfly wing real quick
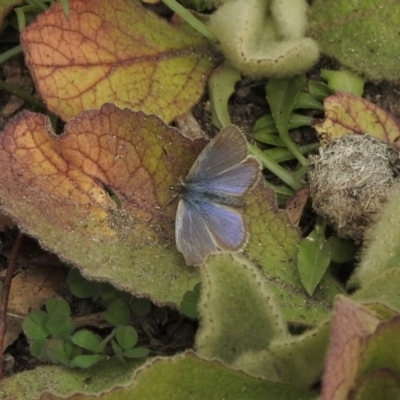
[185,125,262,196]
[175,198,218,266]
[191,156,261,196]
[186,125,248,182]
[175,197,246,265]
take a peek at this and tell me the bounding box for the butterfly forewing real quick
[187,156,261,197]
[186,125,249,183]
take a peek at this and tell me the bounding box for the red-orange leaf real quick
[321,296,381,400]
[21,0,214,122]
[0,104,206,305]
[314,92,400,148]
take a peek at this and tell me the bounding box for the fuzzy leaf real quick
[246,181,341,325]
[20,0,214,122]
[352,182,400,289]
[196,254,288,365]
[321,296,381,400]
[309,0,400,82]
[208,0,319,78]
[72,354,106,369]
[321,296,400,399]
[0,358,144,399]
[39,352,315,400]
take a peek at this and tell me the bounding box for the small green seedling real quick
[23,269,152,369]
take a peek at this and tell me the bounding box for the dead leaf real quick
[2,265,66,349]
[1,62,33,118]
[285,186,309,226]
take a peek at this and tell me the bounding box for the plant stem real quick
[0,78,46,110]
[162,0,218,42]
[0,45,23,64]
[250,144,302,191]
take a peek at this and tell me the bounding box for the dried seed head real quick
[308,134,399,242]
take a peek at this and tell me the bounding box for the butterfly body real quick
[175,125,262,266]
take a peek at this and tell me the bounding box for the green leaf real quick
[123,347,150,359]
[116,326,138,350]
[266,76,308,165]
[293,92,324,111]
[327,236,358,264]
[130,297,151,317]
[297,223,331,296]
[111,338,124,362]
[46,313,75,340]
[106,298,131,327]
[308,80,334,101]
[100,283,122,306]
[72,354,106,369]
[267,76,306,134]
[71,330,103,353]
[29,338,49,361]
[320,69,365,96]
[208,62,241,129]
[66,268,100,300]
[180,283,201,319]
[22,310,49,340]
[252,113,312,145]
[44,339,76,367]
[45,298,70,317]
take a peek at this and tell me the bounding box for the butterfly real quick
[175,125,262,266]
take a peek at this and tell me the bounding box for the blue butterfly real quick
[175,125,262,266]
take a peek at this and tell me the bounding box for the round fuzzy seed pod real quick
[308,134,399,242]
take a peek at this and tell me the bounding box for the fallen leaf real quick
[314,92,400,148]
[2,265,66,349]
[285,186,309,226]
[1,61,33,118]
[21,0,214,122]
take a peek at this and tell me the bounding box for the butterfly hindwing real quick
[175,198,218,266]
